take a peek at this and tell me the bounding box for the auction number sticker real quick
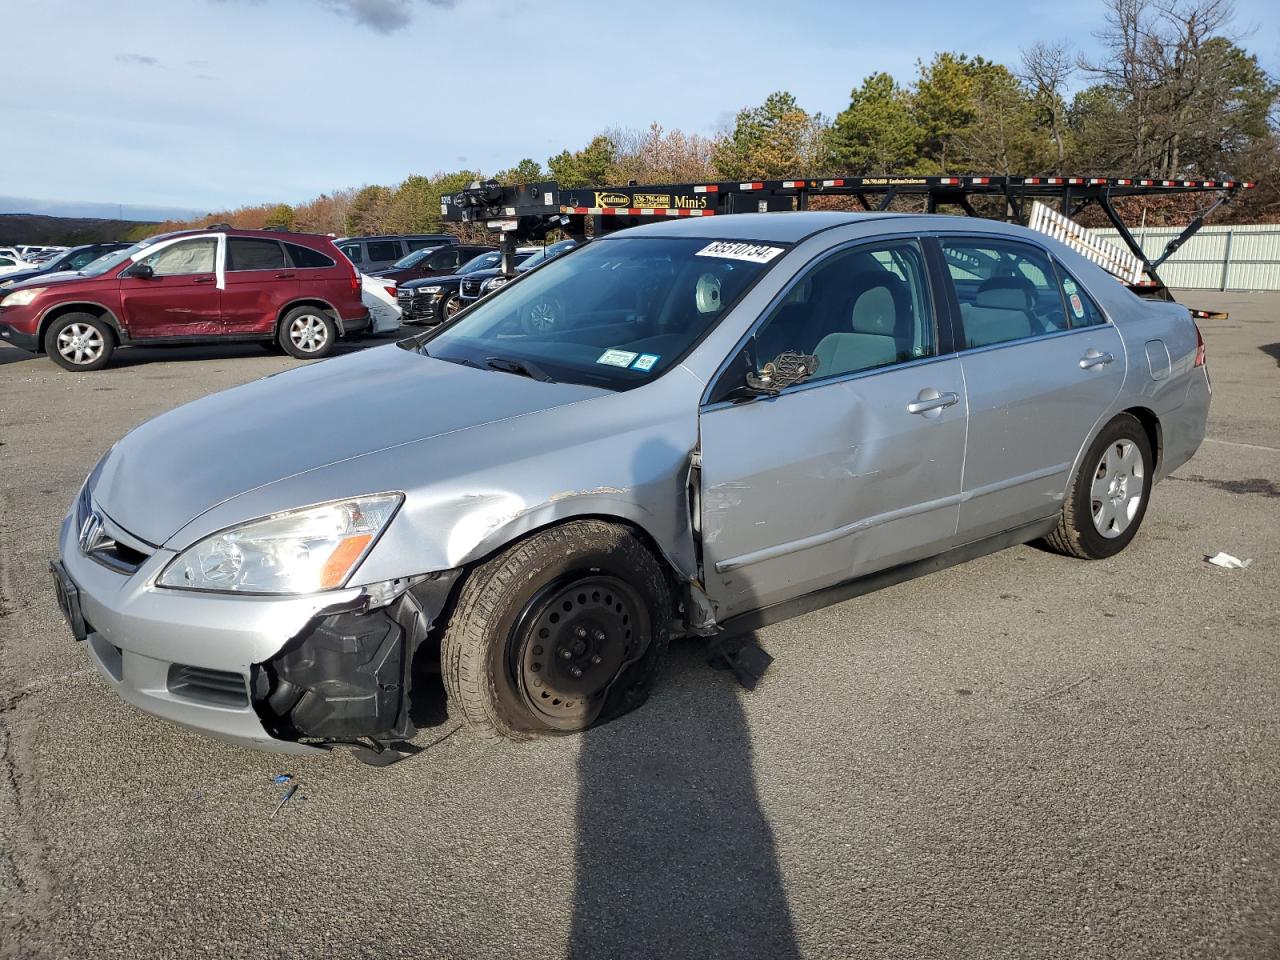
[695,241,784,264]
[597,348,639,367]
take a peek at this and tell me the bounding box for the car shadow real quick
[1261,342,1280,368]
[569,434,798,959]
[569,635,799,960]
[2,332,404,371]
[0,343,38,366]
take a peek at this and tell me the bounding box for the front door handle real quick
[274,272,296,279]
[907,389,960,416]
[192,276,215,284]
[1079,350,1115,369]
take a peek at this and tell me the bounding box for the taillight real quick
[1194,323,1206,367]
[383,285,396,297]
[350,271,360,294]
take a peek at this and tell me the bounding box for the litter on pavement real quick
[1205,552,1253,569]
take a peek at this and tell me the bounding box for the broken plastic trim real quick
[250,570,462,750]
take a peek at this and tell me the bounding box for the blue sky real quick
[3,0,1276,219]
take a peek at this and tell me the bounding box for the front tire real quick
[44,312,114,371]
[278,306,336,359]
[441,521,672,742]
[1045,413,1153,559]
[442,292,462,321]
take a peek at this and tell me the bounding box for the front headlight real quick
[486,277,508,291]
[421,285,442,294]
[157,494,402,594]
[1,287,46,307]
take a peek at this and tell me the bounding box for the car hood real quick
[91,343,608,545]
[4,269,81,289]
[400,272,466,289]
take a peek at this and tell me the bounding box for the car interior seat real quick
[962,275,1036,347]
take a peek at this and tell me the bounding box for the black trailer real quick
[442,174,1256,316]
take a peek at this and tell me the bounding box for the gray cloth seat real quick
[812,278,903,377]
[962,276,1035,347]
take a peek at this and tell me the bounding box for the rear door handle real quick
[1079,350,1115,369]
[275,272,296,279]
[907,390,960,415]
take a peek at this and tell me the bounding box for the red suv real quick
[0,228,369,371]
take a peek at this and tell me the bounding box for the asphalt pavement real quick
[1,295,1277,959]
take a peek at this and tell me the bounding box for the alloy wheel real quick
[56,322,105,366]
[289,314,329,353]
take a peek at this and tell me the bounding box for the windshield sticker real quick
[695,241,784,264]
[632,353,660,372]
[597,348,639,368]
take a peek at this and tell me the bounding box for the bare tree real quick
[1020,41,1073,168]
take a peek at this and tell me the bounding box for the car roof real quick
[603,210,1056,244]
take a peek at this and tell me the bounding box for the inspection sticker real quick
[1069,293,1085,318]
[632,353,660,372]
[695,241,784,264]
[597,348,639,367]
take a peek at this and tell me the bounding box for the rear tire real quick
[1044,413,1153,560]
[44,312,114,371]
[441,521,672,742]
[278,306,336,359]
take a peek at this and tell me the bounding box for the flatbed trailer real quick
[442,174,1256,316]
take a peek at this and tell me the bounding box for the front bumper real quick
[0,318,40,352]
[398,291,445,323]
[57,508,360,754]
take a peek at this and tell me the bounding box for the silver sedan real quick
[52,212,1209,759]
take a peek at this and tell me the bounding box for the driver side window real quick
[140,237,217,277]
[752,239,935,383]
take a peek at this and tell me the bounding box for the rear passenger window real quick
[285,242,335,269]
[338,243,363,263]
[226,238,286,271]
[752,239,935,382]
[1055,264,1107,327]
[407,237,444,251]
[366,241,401,262]
[941,238,1070,348]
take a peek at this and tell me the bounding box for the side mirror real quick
[744,352,820,395]
[126,263,154,280]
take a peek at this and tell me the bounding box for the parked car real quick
[458,238,580,308]
[397,247,538,324]
[0,228,369,370]
[51,212,1209,760]
[361,273,402,334]
[365,243,495,286]
[0,242,131,290]
[0,254,35,277]
[335,234,456,272]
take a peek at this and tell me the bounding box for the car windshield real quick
[459,251,501,273]
[416,236,784,390]
[78,238,156,277]
[391,248,437,269]
[516,240,579,272]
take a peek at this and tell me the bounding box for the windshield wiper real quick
[484,356,556,383]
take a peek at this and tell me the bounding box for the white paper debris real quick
[1206,552,1253,569]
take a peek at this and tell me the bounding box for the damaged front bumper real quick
[57,510,458,755]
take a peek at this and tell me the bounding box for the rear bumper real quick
[338,309,372,337]
[0,321,39,352]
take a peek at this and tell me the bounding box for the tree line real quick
[137,0,1277,240]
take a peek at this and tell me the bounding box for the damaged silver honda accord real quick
[52,212,1209,761]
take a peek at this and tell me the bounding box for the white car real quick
[0,254,35,277]
[361,273,402,333]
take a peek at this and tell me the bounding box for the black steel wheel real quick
[441,520,672,741]
[510,573,646,731]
